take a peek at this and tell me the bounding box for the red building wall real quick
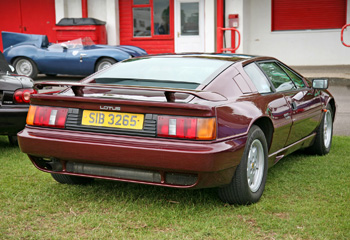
[119,0,175,54]
[0,0,57,51]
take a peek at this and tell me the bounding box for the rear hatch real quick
[31,82,222,140]
[29,56,233,139]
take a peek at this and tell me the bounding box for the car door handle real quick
[80,54,87,62]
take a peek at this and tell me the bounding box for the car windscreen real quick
[93,57,231,90]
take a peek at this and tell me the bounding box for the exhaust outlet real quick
[46,158,63,172]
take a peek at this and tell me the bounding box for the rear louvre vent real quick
[65,108,157,137]
[165,173,198,186]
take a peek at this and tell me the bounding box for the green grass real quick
[0,136,349,239]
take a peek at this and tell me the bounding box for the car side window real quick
[258,62,296,92]
[280,65,306,88]
[243,63,273,93]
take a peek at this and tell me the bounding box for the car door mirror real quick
[312,78,329,90]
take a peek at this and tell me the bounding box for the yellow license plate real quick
[81,110,144,130]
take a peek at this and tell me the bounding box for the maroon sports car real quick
[18,54,335,205]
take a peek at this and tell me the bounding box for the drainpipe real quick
[216,0,224,52]
[82,0,88,18]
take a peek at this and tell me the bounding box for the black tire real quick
[51,173,94,185]
[8,135,18,146]
[218,125,268,205]
[95,58,117,72]
[308,104,333,155]
[13,57,38,79]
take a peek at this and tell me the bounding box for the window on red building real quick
[133,0,170,37]
[272,0,347,31]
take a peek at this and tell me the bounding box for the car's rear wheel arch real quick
[218,125,269,204]
[252,117,274,151]
[12,56,33,66]
[328,98,336,121]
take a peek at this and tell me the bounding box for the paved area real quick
[328,85,350,136]
[292,65,350,79]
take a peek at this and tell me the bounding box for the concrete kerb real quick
[292,65,350,86]
[311,78,350,86]
[327,78,350,86]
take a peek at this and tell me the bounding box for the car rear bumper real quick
[18,126,247,188]
[0,107,28,135]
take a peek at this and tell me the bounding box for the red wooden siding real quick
[0,0,56,51]
[119,0,174,54]
[272,0,347,31]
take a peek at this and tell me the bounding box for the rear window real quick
[244,63,273,93]
[92,57,230,89]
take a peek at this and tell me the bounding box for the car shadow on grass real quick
[90,179,219,205]
[45,151,313,208]
[0,136,19,149]
[46,176,223,207]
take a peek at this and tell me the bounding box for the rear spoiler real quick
[34,81,227,102]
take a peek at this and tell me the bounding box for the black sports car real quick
[0,51,35,145]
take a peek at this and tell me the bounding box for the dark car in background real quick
[18,54,335,205]
[0,51,35,145]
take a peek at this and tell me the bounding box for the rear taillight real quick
[157,116,216,140]
[13,89,37,104]
[26,105,68,128]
